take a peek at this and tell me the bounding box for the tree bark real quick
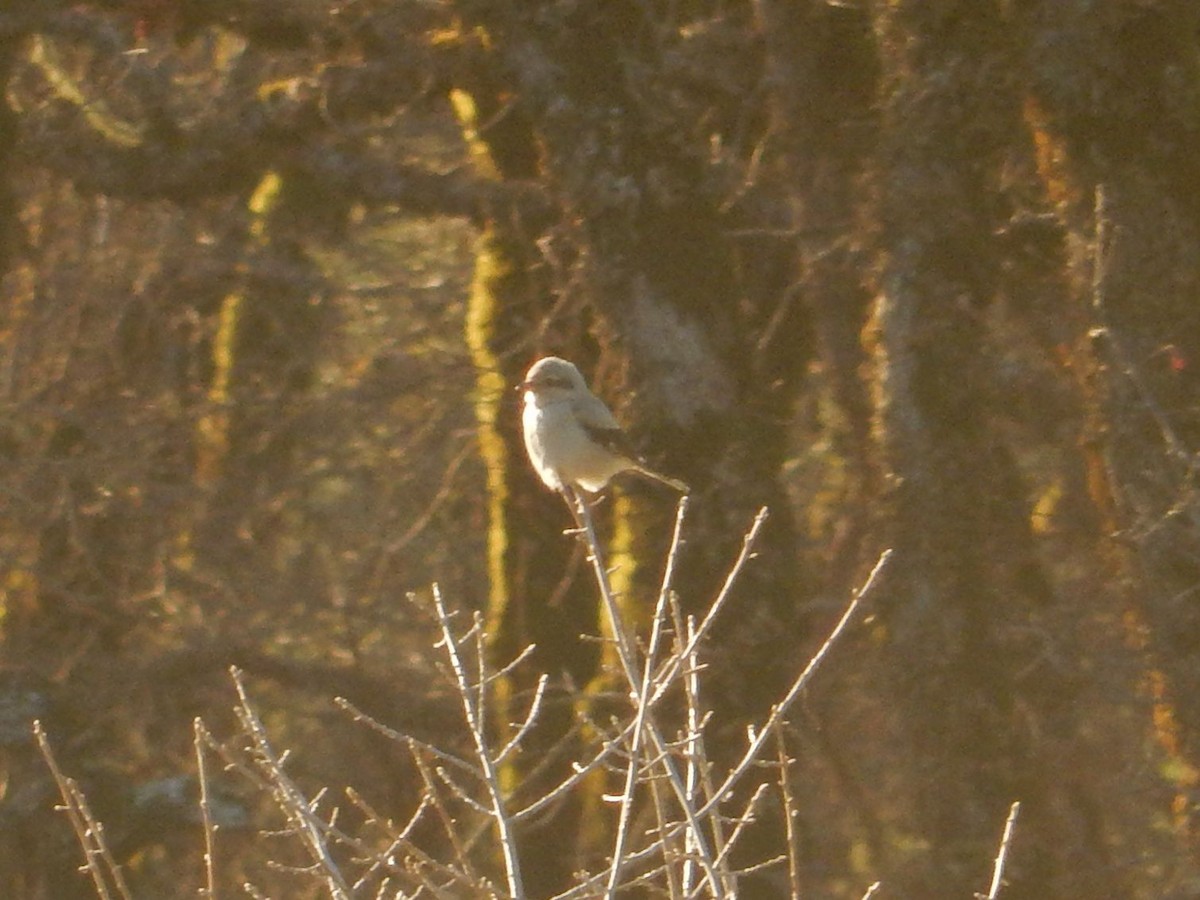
[869,4,1116,895]
[1020,0,1200,868]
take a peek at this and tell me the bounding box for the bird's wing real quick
[582,421,641,462]
[575,393,639,461]
[574,391,689,492]
[574,392,621,430]
[573,388,619,427]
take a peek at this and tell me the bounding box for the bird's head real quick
[521,356,587,403]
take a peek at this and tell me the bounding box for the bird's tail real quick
[632,464,690,494]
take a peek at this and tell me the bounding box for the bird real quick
[521,356,690,497]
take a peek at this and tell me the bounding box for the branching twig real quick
[571,490,726,898]
[34,720,134,900]
[495,672,549,765]
[298,500,890,897]
[605,497,690,897]
[696,549,892,821]
[430,586,527,899]
[335,697,480,777]
[230,668,353,899]
[648,508,770,710]
[677,610,728,897]
[776,728,802,900]
[408,745,487,889]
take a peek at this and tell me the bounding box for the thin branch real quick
[605,497,689,897]
[485,642,541,686]
[34,720,133,900]
[495,673,550,765]
[231,669,353,899]
[655,495,691,618]
[677,610,727,896]
[431,585,527,899]
[709,781,772,871]
[344,787,432,892]
[336,697,480,778]
[435,767,494,816]
[981,801,1021,900]
[648,508,771,709]
[776,729,803,900]
[513,724,631,822]
[202,720,430,895]
[571,490,726,899]
[194,718,219,900]
[697,549,892,820]
[408,745,484,887]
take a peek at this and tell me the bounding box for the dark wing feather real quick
[581,422,640,463]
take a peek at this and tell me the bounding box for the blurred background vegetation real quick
[2,1,1200,897]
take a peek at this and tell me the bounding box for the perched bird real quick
[521,356,689,496]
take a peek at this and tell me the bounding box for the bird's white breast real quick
[522,394,565,491]
[523,392,628,492]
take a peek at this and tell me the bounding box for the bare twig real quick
[571,490,726,898]
[980,801,1021,900]
[677,610,730,897]
[495,672,549,765]
[776,729,803,900]
[194,718,218,900]
[710,781,772,871]
[605,496,689,897]
[513,724,631,822]
[230,668,353,899]
[430,586,527,899]
[408,745,486,889]
[34,720,134,900]
[202,713,432,896]
[344,787,433,892]
[322,495,887,897]
[335,697,480,777]
[648,508,770,709]
[697,549,892,821]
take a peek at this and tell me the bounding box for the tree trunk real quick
[1020,0,1200,869]
[453,63,605,895]
[869,4,1118,895]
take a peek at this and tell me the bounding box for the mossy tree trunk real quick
[755,0,880,594]
[868,4,1123,896]
[452,57,605,895]
[1020,0,1200,863]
